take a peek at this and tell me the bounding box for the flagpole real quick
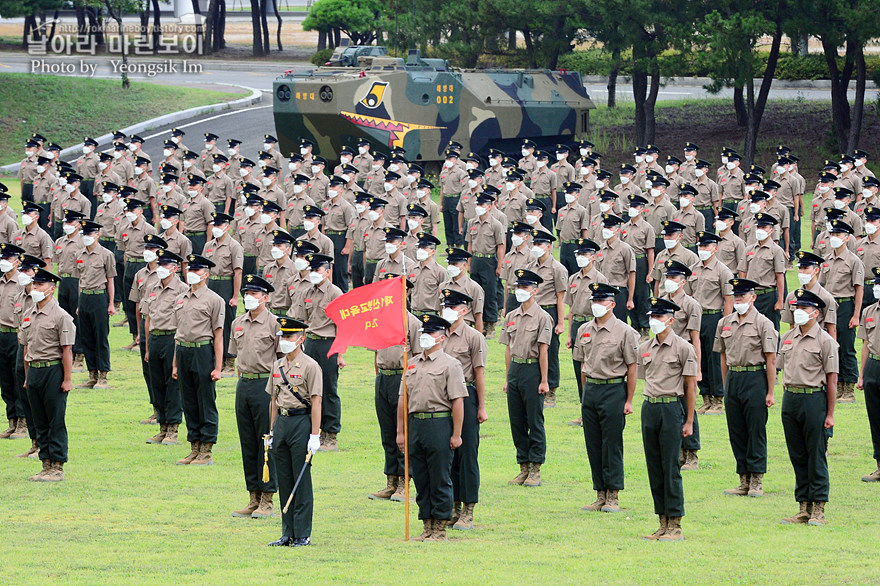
[401,275,410,541]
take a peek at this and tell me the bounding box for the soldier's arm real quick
[538,342,549,395]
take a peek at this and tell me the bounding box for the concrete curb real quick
[581,75,878,90]
[0,83,263,175]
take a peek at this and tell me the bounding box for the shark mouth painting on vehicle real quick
[340,111,446,148]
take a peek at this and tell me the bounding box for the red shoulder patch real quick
[722,326,731,331]
[304,298,312,303]
[235,327,243,331]
[641,352,650,358]
[783,339,792,344]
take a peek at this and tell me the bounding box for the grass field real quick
[0,74,247,167]
[0,168,879,584]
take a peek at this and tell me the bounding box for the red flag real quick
[324,276,406,357]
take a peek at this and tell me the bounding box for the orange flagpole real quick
[401,275,410,541]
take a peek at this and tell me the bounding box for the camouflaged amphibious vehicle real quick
[273,49,595,170]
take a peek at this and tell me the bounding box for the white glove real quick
[307,434,321,454]
[266,433,273,449]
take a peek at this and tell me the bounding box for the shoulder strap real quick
[278,363,310,407]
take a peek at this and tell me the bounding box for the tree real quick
[580,0,631,108]
[303,0,380,47]
[84,0,141,88]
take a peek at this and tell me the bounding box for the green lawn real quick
[0,74,246,167]
[0,179,878,583]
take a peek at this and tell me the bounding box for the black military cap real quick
[644,144,660,154]
[384,171,401,181]
[19,254,46,271]
[98,152,113,162]
[31,132,47,142]
[383,227,408,241]
[212,153,229,164]
[629,194,649,207]
[750,190,770,202]
[829,219,854,235]
[162,140,178,150]
[666,155,682,166]
[476,192,496,205]
[753,213,778,226]
[203,132,219,142]
[695,159,711,169]
[795,250,824,267]
[823,207,846,221]
[873,266,880,283]
[506,169,524,182]
[853,149,870,159]
[510,222,533,234]
[307,253,333,269]
[244,195,263,207]
[678,184,698,196]
[865,206,880,220]
[135,156,151,167]
[406,203,428,218]
[271,229,296,245]
[525,198,546,212]
[417,232,442,247]
[211,212,233,225]
[62,209,85,223]
[372,152,386,161]
[303,205,326,219]
[521,139,536,149]
[634,147,646,155]
[126,134,143,144]
[823,160,841,172]
[288,153,304,163]
[619,163,636,174]
[762,179,781,191]
[143,234,168,249]
[101,181,120,193]
[579,157,597,168]
[278,317,309,335]
[465,152,482,164]
[240,157,256,167]
[380,272,414,289]
[124,197,145,210]
[555,144,570,153]
[263,166,280,176]
[720,145,737,156]
[660,220,686,235]
[599,189,619,201]
[45,143,62,152]
[744,173,763,184]
[33,268,62,284]
[589,282,620,299]
[488,148,506,158]
[840,154,856,165]
[187,254,215,270]
[728,153,742,162]
[651,175,671,187]
[114,142,128,151]
[119,186,138,198]
[664,259,692,277]
[446,247,472,262]
[293,240,320,255]
[288,174,308,186]
[242,273,274,293]
[408,164,425,176]
[22,201,42,215]
[354,191,372,204]
[863,176,880,188]
[792,288,826,309]
[817,172,836,183]
[602,213,625,227]
[445,140,462,151]
[257,151,274,162]
[35,156,53,167]
[156,249,183,265]
[170,128,185,137]
[262,200,283,214]
[534,150,550,160]
[0,243,25,257]
[532,228,556,243]
[834,187,855,199]
[696,231,722,246]
[776,155,794,166]
[80,220,102,234]
[419,313,452,333]
[575,138,595,148]
[467,168,484,180]
[513,268,543,286]
[729,278,759,295]
[242,184,261,196]
[188,174,207,186]
[0,182,8,196]
[84,137,99,147]
[573,238,600,254]
[563,181,582,192]
[417,179,435,190]
[788,155,800,165]
[340,164,359,176]
[647,297,680,315]
[443,149,460,159]
[441,288,473,306]
[24,139,40,148]
[369,197,388,209]
[336,145,355,157]
[328,175,346,187]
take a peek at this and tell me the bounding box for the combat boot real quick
[696,396,711,415]
[221,357,236,378]
[580,490,606,511]
[723,474,750,496]
[780,501,811,524]
[29,459,51,481]
[140,410,158,425]
[508,463,529,485]
[321,432,338,452]
[484,321,496,339]
[453,503,474,530]
[638,328,650,343]
[43,461,64,482]
[113,316,128,328]
[369,475,398,500]
[680,450,699,471]
[146,423,168,444]
[77,372,98,389]
[748,473,764,497]
[426,519,448,542]
[71,353,84,373]
[176,441,201,465]
[679,448,686,467]
[807,501,826,526]
[412,519,433,542]
[861,460,880,482]
[232,491,260,517]
[451,501,461,525]
[659,516,683,541]
[390,476,410,501]
[643,515,667,540]
[192,442,214,465]
[568,416,583,426]
[601,489,620,512]
[122,339,137,351]
[10,418,27,440]
[162,423,179,445]
[252,492,274,518]
[523,462,542,487]
[0,418,15,439]
[17,439,38,458]
[706,396,723,415]
[840,382,856,403]
[544,388,557,408]
[94,371,109,389]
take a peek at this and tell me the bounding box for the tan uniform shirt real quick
[674,207,706,246]
[466,215,504,255]
[713,306,778,367]
[376,312,422,370]
[565,266,608,318]
[203,234,243,278]
[22,298,76,362]
[556,203,589,242]
[347,215,371,251]
[573,315,639,379]
[322,198,356,233]
[229,308,279,374]
[116,218,157,259]
[0,272,20,328]
[499,301,553,359]
[439,167,467,197]
[206,173,235,207]
[686,256,733,311]
[644,198,677,235]
[778,322,839,387]
[364,222,390,262]
[77,244,116,290]
[621,218,655,256]
[267,352,323,410]
[303,279,342,337]
[54,234,83,275]
[76,152,100,181]
[533,254,567,307]
[855,236,880,281]
[0,211,16,245]
[353,152,373,179]
[161,229,193,261]
[285,273,310,322]
[13,226,53,261]
[400,349,468,413]
[265,258,297,312]
[739,241,786,288]
[441,275,485,325]
[717,230,746,275]
[409,260,446,314]
[638,332,698,398]
[495,192,526,226]
[719,167,744,202]
[95,200,124,240]
[502,247,537,285]
[54,193,91,222]
[308,174,329,206]
[858,302,880,355]
[296,230,334,258]
[597,238,636,288]
[182,195,215,233]
[145,275,189,330]
[130,265,160,306]
[285,193,316,231]
[693,177,720,207]
[443,320,487,383]
[174,285,225,343]
[782,281,837,328]
[238,219,263,257]
[819,246,865,299]
[374,254,411,283]
[662,290,702,339]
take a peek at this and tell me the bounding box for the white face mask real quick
[368,210,380,222]
[58,177,68,187]
[505,182,516,192]
[817,185,830,193]
[733,302,750,315]
[271,246,286,260]
[580,167,590,176]
[797,271,813,286]
[576,255,590,268]
[308,271,324,285]
[599,202,611,213]
[260,213,273,225]
[635,155,644,164]
[134,167,144,176]
[155,266,172,280]
[650,188,662,198]
[262,142,273,151]
[388,164,400,173]
[289,162,301,172]
[620,176,631,185]
[866,222,878,235]
[829,236,845,249]
[162,149,172,158]
[143,250,158,263]
[62,224,76,235]
[211,227,226,239]
[720,156,728,165]
[755,229,770,242]
[749,203,761,214]
[82,146,91,154]
[279,339,299,355]
[228,148,237,156]
[521,149,531,158]
[556,153,566,162]
[303,220,316,232]
[22,214,34,227]
[826,221,833,232]
[628,207,641,218]
[36,165,46,174]
[695,168,705,178]
[384,242,399,255]
[776,166,786,174]
[406,174,416,185]
[82,235,97,247]
[645,155,655,163]
[160,218,173,230]
[793,308,811,326]
[261,177,273,187]
[530,245,545,259]
[580,148,589,157]
[467,179,479,190]
[745,185,756,194]
[356,204,367,215]
[186,271,203,286]
[678,197,691,209]
[212,164,222,174]
[536,161,546,169]
[698,249,712,261]
[407,219,421,231]
[474,205,487,217]
[591,302,608,318]
[64,184,76,193]
[594,179,605,190]
[161,184,174,193]
[124,211,138,223]
[684,154,695,161]
[601,228,615,241]
[441,307,460,323]
[112,151,122,160]
[564,194,576,204]
[665,165,675,174]
[244,207,257,218]
[17,273,32,286]
[833,199,846,210]
[726,161,736,170]
[383,182,394,192]
[311,165,321,175]
[358,146,369,155]
[663,238,678,250]
[301,147,310,156]
[714,220,728,232]
[525,214,538,225]
[649,318,668,335]
[293,183,307,195]
[239,168,250,177]
[446,265,461,278]
[98,162,108,171]
[187,189,199,198]
[0,260,13,273]
[419,333,438,350]
[30,289,47,303]
[515,288,532,303]
[874,285,880,299]
[372,164,381,171]
[294,257,309,271]
[511,234,525,247]
[856,159,865,167]
[416,248,431,262]
[841,164,851,172]
[327,189,339,200]
[664,278,680,294]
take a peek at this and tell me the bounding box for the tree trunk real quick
[508,29,516,51]
[743,27,782,166]
[205,0,216,53]
[47,9,59,43]
[847,48,866,151]
[632,42,647,145]
[259,0,270,55]
[140,4,149,43]
[317,31,326,51]
[607,48,620,109]
[523,28,535,67]
[218,0,226,49]
[642,62,660,144]
[22,14,34,47]
[733,82,747,127]
[87,7,105,47]
[822,35,855,152]
[272,0,283,51]
[76,7,87,40]
[251,0,264,55]
[190,0,204,55]
[151,0,162,54]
